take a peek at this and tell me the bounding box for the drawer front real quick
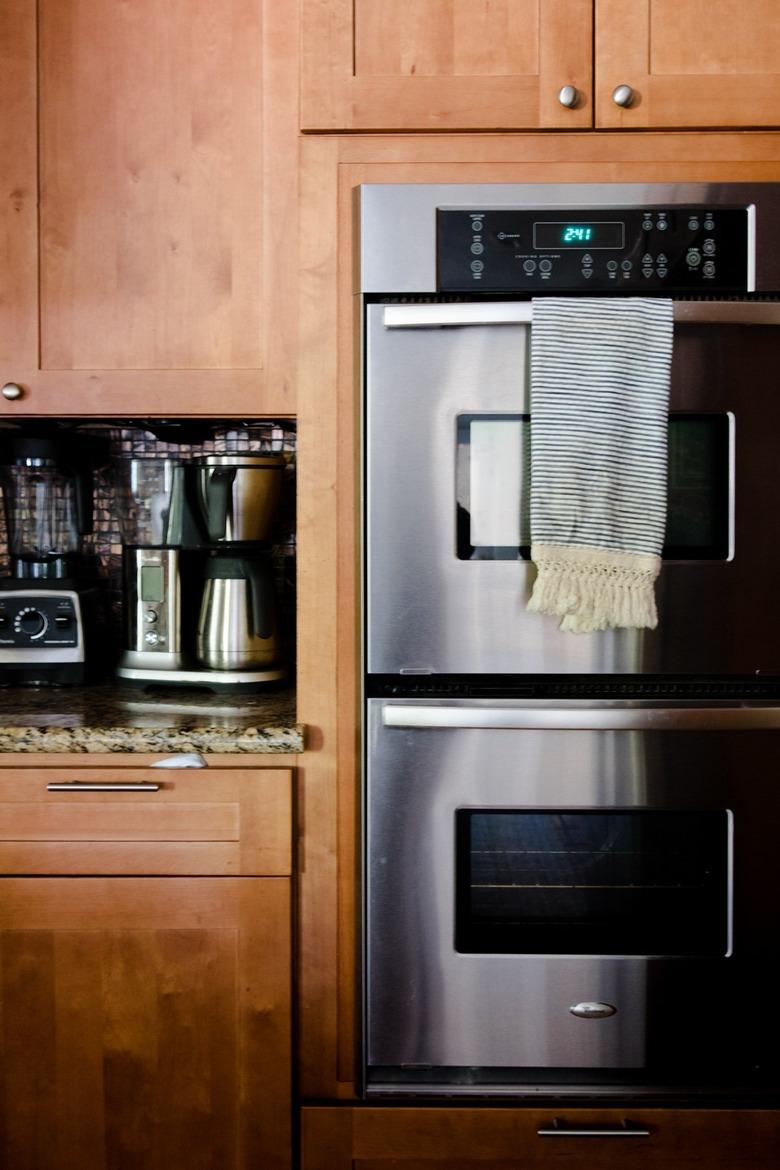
[302,1106,780,1170]
[0,768,292,875]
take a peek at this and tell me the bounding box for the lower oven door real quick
[365,699,780,1096]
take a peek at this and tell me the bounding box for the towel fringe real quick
[528,544,660,634]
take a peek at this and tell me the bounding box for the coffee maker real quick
[115,453,286,690]
[0,432,108,684]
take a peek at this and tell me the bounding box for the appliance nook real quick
[0,419,295,691]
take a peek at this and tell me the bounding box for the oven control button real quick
[539,259,553,273]
[569,1002,617,1020]
[523,259,537,273]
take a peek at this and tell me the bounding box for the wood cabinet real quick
[302,1105,780,1170]
[301,0,780,132]
[0,0,296,417]
[595,0,780,129]
[0,766,292,1170]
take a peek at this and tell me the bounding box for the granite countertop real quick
[0,684,302,754]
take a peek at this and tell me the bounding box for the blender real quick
[0,432,108,684]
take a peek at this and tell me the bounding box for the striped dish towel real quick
[527,297,674,633]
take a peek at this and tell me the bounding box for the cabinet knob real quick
[557,85,581,110]
[1,382,24,401]
[612,84,635,108]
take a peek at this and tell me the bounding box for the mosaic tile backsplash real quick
[0,420,296,671]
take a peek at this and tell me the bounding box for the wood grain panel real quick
[38,0,263,371]
[596,0,780,127]
[650,0,780,75]
[0,767,292,875]
[0,1,38,370]
[354,0,539,77]
[2,802,238,840]
[0,879,290,1170]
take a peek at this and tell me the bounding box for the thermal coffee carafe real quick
[0,432,108,684]
[116,453,286,690]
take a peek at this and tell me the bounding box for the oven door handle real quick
[383,302,780,328]
[381,704,780,730]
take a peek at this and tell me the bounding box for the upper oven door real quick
[365,302,780,676]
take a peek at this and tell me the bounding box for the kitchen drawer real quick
[0,767,292,876]
[302,1106,780,1170]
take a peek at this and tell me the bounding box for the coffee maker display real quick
[116,453,286,690]
[0,432,108,684]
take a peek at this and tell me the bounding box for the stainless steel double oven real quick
[362,183,780,1098]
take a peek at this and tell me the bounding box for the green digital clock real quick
[533,221,625,249]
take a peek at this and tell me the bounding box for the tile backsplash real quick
[0,420,296,669]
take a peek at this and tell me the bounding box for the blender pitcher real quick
[0,435,99,579]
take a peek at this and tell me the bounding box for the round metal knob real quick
[557,85,581,110]
[612,84,635,108]
[1,382,23,401]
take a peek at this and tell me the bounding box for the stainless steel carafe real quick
[194,454,284,544]
[196,555,279,671]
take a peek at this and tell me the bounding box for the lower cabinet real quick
[301,1105,780,1170]
[0,766,292,1170]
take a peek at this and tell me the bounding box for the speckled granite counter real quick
[0,684,302,754]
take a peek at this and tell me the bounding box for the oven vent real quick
[543,679,780,699]
[368,676,780,700]
[371,293,780,305]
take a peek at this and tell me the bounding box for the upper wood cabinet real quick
[301,0,594,130]
[0,0,292,417]
[596,0,780,128]
[301,0,780,132]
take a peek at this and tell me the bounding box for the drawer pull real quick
[538,1118,650,1138]
[46,781,161,792]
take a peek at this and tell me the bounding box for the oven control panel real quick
[436,207,752,293]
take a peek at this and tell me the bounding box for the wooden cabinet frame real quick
[297,130,780,1100]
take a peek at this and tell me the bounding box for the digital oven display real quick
[533,220,625,249]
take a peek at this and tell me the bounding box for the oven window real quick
[455,413,732,561]
[455,809,731,956]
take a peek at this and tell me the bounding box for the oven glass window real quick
[455,809,730,956]
[456,413,732,561]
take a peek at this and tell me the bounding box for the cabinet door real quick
[301,0,593,131]
[0,877,290,1170]
[0,0,274,415]
[596,0,780,128]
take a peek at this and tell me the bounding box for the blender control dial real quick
[15,607,48,639]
